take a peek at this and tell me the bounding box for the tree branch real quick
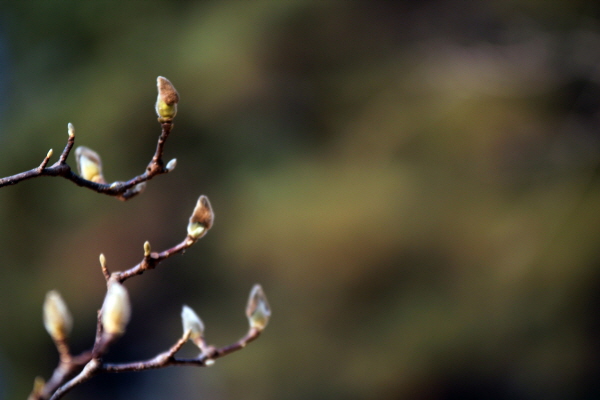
[0,121,175,201]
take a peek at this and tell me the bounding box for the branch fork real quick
[0,77,275,400]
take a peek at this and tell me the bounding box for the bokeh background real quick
[2,1,600,399]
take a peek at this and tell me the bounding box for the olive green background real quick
[1,1,600,399]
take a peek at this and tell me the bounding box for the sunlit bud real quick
[181,305,205,344]
[155,76,179,119]
[46,149,53,159]
[246,284,271,330]
[166,158,177,172]
[31,376,46,398]
[99,253,106,268]
[68,123,75,138]
[75,146,105,183]
[187,195,214,239]
[144,241,151,257]
[101,282,131,336]
[43,290,73,341]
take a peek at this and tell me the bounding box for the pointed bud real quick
[47,149,53,159]
[187,195,214,239]
[99,253,106,268]
[31,376,46,399]
[68,123,75,138]
[181,305,205,344]
[143,241,151,257]
[75,146,105,183]
[166,158,177,172]
[101,282,131,336]
[155,76,179,119]
[43,290,73,341]
[246,284,271,330]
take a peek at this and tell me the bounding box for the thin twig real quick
[48,359,101,400]
[102,328,261,373]
[113,235,196,283]
[0,121,175,201]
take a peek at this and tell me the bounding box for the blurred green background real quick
[2,1,600,399]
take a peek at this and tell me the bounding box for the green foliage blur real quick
[2,1,600,399]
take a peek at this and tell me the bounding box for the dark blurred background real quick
[2,0,600,399]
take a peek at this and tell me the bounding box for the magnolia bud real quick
[155,76,179,119]
[68,122,75,138]
[101,282,131,336]
[31,376,46,399]
[143,241,151,257]
[187,195,214,239]
[165,158,177,172]
[75,146,105,183]
[181,305,205,344]
[246,284,271,330]
[43,290,73,341]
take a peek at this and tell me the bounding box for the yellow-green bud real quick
[155,76,179,119]
[246,284,271,330]
[101,282,131,336]
[43,290,73,341]
[143,241,151,257]
[31,377,46,399]
[75,146,105,183]
[187,195,214,239]
[181,305,205,345]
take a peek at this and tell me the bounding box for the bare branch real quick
[0,121,175,201]
[23,77,269,400]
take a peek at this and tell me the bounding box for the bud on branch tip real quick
[43,290,73,342]
[75,146,105,183]
[246,284,271,330]
[68,123,75,138]
[101,282,131,336]
[181,305,205,344]
[187,195,214,239]
[155,76,179,119]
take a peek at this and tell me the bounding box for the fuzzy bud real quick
[68,123,75,138]
[143,241,151,257]
[181,305,205,345]
[75,146,105,183]
[43,290,73,341]
[101,282,131,336]
[246,284,271,330]
[31,377,46,399]
[187,195,214,239]
[166,158,177,172]
[155,76,179,119]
